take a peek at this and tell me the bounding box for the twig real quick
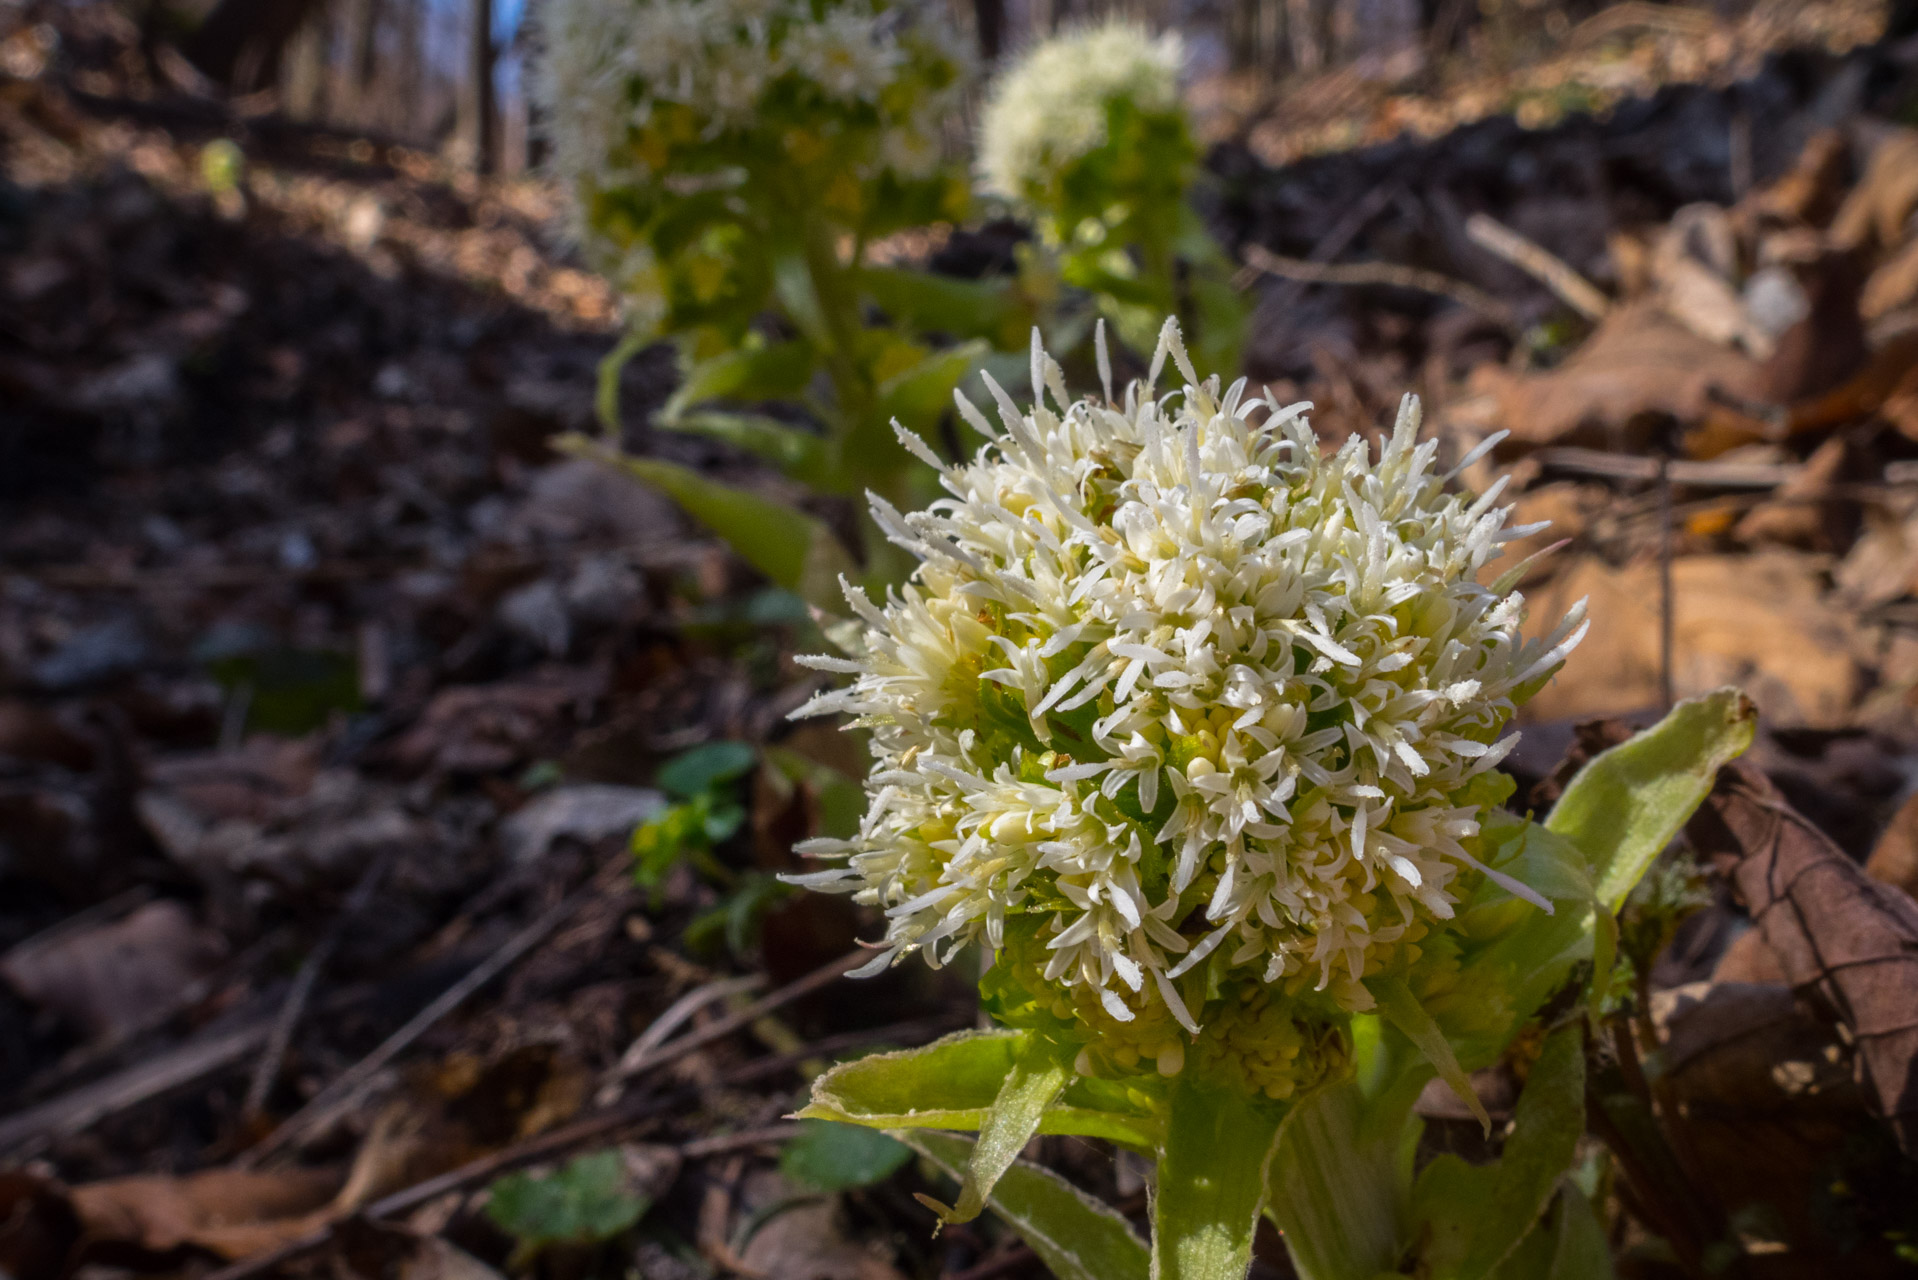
[0,1016,274,1156]
[596,973,767,1106]
[242,852,396,1123]
[1230,180,1398,303]
[1535,448,1798,488]
[1465,213,1612,320]
[1239,244,1511,323]
[680,1122,806,1160]
[1657,456,1675,712]
[197,1016,963,1280]
[243,864,626,1165]
[596,949,870,1104]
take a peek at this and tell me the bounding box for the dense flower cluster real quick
[536,0,969,323]
[789,321,1585,1042]
[976,21,1185,204]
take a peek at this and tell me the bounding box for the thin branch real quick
[242,860,628,1165]
[242,851,395,1122]
[1239,244,1512,323]
[1464,213,1612,320]
[197,1016,963,1280]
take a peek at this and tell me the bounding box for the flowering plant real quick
[539,0,1028,600]
[978,24,1246,377]
[787,320,1755,1279]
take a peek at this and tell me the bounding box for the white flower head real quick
[789,320,1586,1040]
[536,0,969,244]
[977,20,1185,202]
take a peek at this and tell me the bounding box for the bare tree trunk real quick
[974,0,1006,61]
[281,8,328,120]
[1285,0,1320,72]
[457,0,496,173]
[185,0,331,92]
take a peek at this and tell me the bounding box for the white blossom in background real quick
[534,0,967,224]
[977,21,1186,203]
[787,320,1586,1031]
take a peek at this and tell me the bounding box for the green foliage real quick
[798,690,1754,1280]
[798,1027,1162,1147]
[779,1119,912,1191]
[979,26,1247,375]
[203,647,361,737]
[486,1151,648,1253]
[657,741,757,800]
[1151,1075,1287,1280]
[897,1130,1150,1280]
[1410,1023,1588,1279]
[542,0,1032,597]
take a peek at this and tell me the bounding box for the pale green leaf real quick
[1545,688,1756,912]
[877,340,990,435]
[920,1033,1077,1225]
[799,1029,1160,1147]
[1411,1025,1589,1279]
[663,340,815,420]
[1369,975,1488,1133]
[1455,1022,1586,1278]
[859,266,1022,344]
[558,437,854,610]
[896,1130,1149,1280]
[1266,1082,1408,1280]
[1151,1075,1287,1280]
[660,411,834,489]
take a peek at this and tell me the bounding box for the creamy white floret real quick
[789,321,1585,1023]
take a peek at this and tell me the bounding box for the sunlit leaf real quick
[895,1130,1149,1280]
[798,1028,1160,1147]
[1369,974,1488,1133]
[1265,1081,1411,1280]
[1412,1022,1587,1280]
[1151,1075,1287,1280]
[1545,688,1756,911]
[916,1032,1076,1224]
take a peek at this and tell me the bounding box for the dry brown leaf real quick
[736,1171,904,1280]
[68,1166,340,1259]
[389,667,606,777]
[1686,760,1918,1154]
[1711,927,1787,984]
[1654,981,1873,1258]
[1732,435,1851,551]
[1749,128,1850,228]
[1829,129,1918,255]
[1522,552,1861,727]
[1861,236,1918,322]
[0,899,225,1041]
[1865,789,1918,901]
[1480,302,1763,448]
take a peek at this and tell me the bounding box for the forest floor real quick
[5,2,1918,1279]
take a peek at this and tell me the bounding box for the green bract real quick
[788,321,1758,1279]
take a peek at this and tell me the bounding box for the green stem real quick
[1151,1074,1286,1280]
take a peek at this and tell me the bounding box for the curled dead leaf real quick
[1686,760,1918,1154]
